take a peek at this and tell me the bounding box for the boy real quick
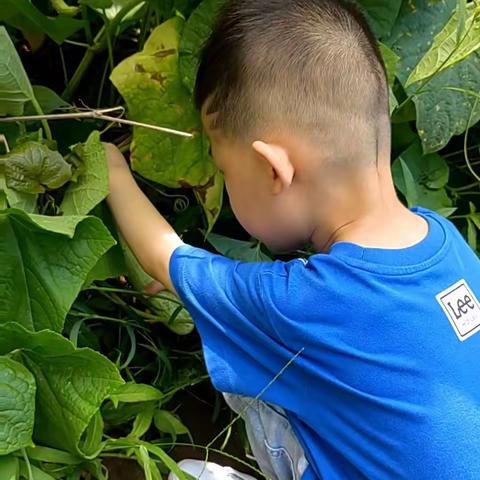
[105,0,480,478]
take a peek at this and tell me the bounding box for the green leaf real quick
[207,233,272,262]
[110,383,163,406]
[0,357,36,455]
[80,0,113,10]
[0,1,83,44]
[179,0,227,93]
[79,411,104,457]
[467,218,477,250]
[0,209,115,331]
[406,3,480,87]
[392,140,452,212]
[2,142,72,194]
[61,131,109,215]
[18,461,56,480]
[0,455,19,480]
[119,235,194,335]
[194,170,224,233]
[129,405,155,439]
[0,174,37,212]
[385,0,480,153]
[110,17,217,189]
[153,410,189,441]
[0,322,124,456]
[395,157,418,208]
[379,42,400,86]
[25,86,70,116]
[0,27,35,116]
[356,0,402,38]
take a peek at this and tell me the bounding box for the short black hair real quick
[194,0,391,163]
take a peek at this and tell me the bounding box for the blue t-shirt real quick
[169,207,480,479]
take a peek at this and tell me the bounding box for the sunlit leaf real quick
[406,3,480,86]
[110,17,216,189]
[385,0,480,153]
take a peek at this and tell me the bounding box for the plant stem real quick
[30,96,52,142]
[81,4,93,44]
[62,0,146,101]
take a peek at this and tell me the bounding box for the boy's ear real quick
[252,140,294,195]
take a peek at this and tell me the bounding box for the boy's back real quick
[105,0,480,478]
[170,207,480,479]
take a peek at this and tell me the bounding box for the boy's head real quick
[195,0,391,251]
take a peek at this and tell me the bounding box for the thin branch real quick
[0,106,193,138]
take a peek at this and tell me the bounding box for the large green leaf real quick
[178,0,227,93]
[0,209,115,332]
[0,356,36,455]
[356,0,402,39]
[406,3,480,87]
[0,27,35,116]
[2,142,72,194]
[61,131,109,215]
[0,323,124,456]
[0,455,19,480]
[0,0,83,44]
[385,0,480,153]
[110,17,216,190]
[392,140,452,212]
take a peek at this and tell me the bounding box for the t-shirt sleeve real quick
[169,243,300,397]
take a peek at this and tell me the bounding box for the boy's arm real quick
[103,142,183,292]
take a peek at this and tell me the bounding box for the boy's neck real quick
[309,164,429,253]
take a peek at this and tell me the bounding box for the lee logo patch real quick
[436,279,480,341]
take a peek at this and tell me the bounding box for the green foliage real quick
[110,17,215,190]
[0,357,36,455]
[179,0,227,92]
[406,3,480,87]
[0,210,114,331]
[61,131,109,215]
[386,0,480,153]
[0,323,124,456]
[2,142,72,193]
[0,27,36,116]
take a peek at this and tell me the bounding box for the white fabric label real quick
[436,279,480,341]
